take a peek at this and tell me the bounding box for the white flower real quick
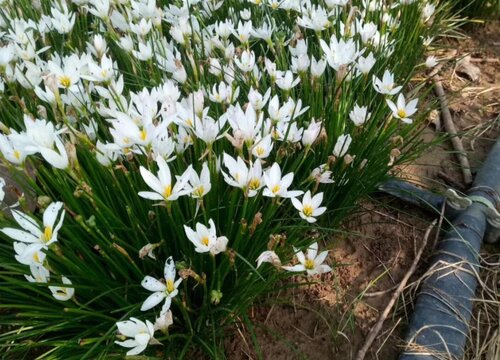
[357,53,376,75]
[372,70,402,95]
[1,202,65,248]
[320,35,360,71]
[256,250,281,268]
[422,3,436,22]
[276,70,300,91]
[140,257,182,316]
[138,156,191,202]
[222,153,263,197]
[425,55,438,68]
[14,242,46,265]
[115,317,156,356]
[154,310,173,333]
[291,191,327,223]
[349,104,370,126]
[25,263,50,283]
[310,164,335,184]
[234,50,255,73]
[49,276,74,301]
[185,162,211,199]
[386,93,419,124]
[333,134,352,157]
[184,219,228,255]
[282,242,332,276]
[302,119,322,147]
[251,135,273,159]
[310,56,327,78]
[263,163,303,198]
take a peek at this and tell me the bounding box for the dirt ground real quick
[226,21,500,360]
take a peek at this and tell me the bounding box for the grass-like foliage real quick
[0,0,456,358]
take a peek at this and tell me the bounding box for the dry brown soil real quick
[226,20,500,360]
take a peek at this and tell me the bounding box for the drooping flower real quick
[140,257,182,316]
[49,276,74,301]
[184,219,228,255]
[282,242,332,276]
[115,317,157,356]
[256,250,281,268]
[386,93,419,124]
[138,156,191,202]
[291,191,327,223]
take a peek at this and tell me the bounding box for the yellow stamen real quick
[193,185,204,197]
[43,226,53,242]
[303,205,313,217]
[33,252,40,263]
[166,279,175,293]
[256,147,265,156]
[58,75,71,88]
[397,109,407,118]
[163,185,172,199]
[304,259,315,270]
[139,129,147,141]
[186,118,193,127]
[248,178,260,190]
[271,184,280,194]
[201,236,209,246]
[13,150,20,160]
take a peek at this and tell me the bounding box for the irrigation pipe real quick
[382,140,500,360]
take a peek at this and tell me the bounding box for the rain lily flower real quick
[25,263,50,283]
[115,317,157,356]
[282,242,332,276]
[302,119,322,147]
[291,191,327,223]
[332,134,352,157]
[310,164,335,184]
[425,55,438,68]
[49,276,74,301]
[185,162,211,199]
[138,156,191,202]
[263,163,303,198]
[154,310,173,333]
[372,70,402,95]
[251,135,273,159]
[184,219,228,255]
[141,257,182,316]
[349,104,370,126]
[14,242,46,265]
[256,250,281,268]
[222,153,263,197]
[1,202,65,248]
[386,94,419,124]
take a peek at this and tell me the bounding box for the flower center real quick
[248,178,260,190]
[304,259,315,270]
[163,185,172,199]
[13,150,20,160]
[139,129,147,141]
[193,185,204,197]
[256,146,265,156]
[201,236,209,246]
[58,75,71,88]
[33,252,40,263]
[43,226,53,242]
[397,109,407,118]
[271,184,280,194]
[303,205,313,217]
[166,279,175,293]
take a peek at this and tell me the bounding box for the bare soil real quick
[226,20,500,360]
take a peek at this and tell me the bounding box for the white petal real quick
[1,228,40,243]
[139,166,163,194]
[140,292,165,311]
[138,191,164,201]
[141,276,166,292]
[282,264,306,272]
[127,344,147,356]
[11,210,41,236]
